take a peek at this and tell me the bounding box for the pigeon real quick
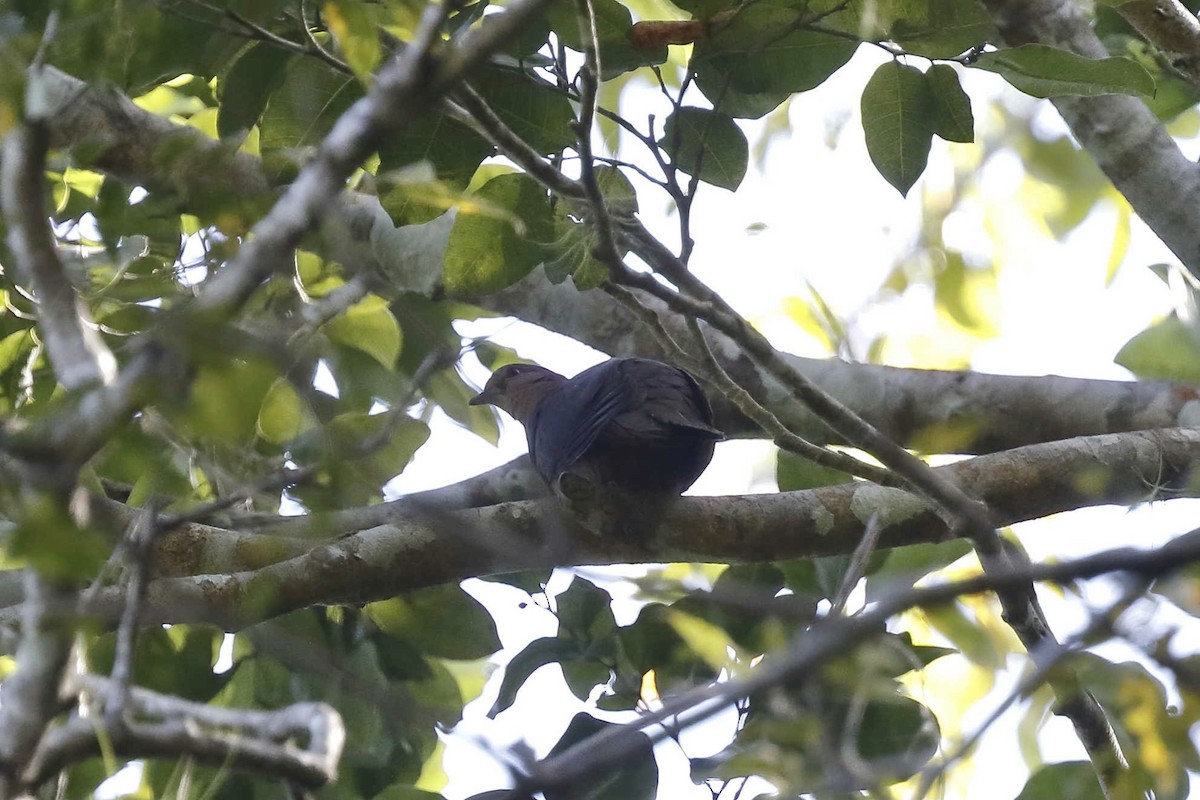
[469,357,722,536]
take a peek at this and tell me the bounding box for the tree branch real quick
[24,673,345,789]
[2,427,1191,630]
[982,0,1200,279]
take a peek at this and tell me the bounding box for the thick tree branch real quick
[0,83,115,391]
[0,575,74,796]
[0,428,1190,631]
[1116,0,1200,86]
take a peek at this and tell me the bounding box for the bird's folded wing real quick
[609,360,723,442]
[528,360,629,481]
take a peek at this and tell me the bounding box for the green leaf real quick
[544,167,637,288]
[861,61,936,196]
[259,56,363,161]
[469,68,575,154]
[257,378,314,444]
[547,0,667,77]
[375,788,447,800]
[367,585,501,660]
[183,357,279,445]
[324,0,382,80]
[691,6,859,118]
[488,636,581,717]
[776,448,853,491]
[377,113,493,225]
[557,577,617,640]
[11,491,110,582]
[424,368,501,445]
[865,540,973,603]
[217,42,291,139]
[660,107,749,191]
[890,0,997,59]
[926,64,974,142]
[923,601,1004,669]
[324,294,403,369]
[442,173,554,296]
[545,714,657,800]
[852,694,940,774]
[1115,314,1200,383]
[971,44,1155,99]
[291,412,431,506]
[1016,762,1105,800]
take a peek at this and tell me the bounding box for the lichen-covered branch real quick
[0,428,1188,631]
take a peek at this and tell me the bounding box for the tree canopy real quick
[1,1,1200,799]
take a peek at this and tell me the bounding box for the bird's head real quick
[468,363,567,423]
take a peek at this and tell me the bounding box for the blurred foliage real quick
[0,0,1195,799]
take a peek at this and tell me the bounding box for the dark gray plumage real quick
[469,358,722,535]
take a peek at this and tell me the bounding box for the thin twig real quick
[829,512,883,616]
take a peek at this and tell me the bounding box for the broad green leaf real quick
[217,42,291,139]
[861,62,936,196]
[368,585,501,660]
[377,113,492,225]
[375,788,447,800]
[0,329,34,377]
[545,714,657,800]
[933,251,1000,336]
[544,166,637,288]
[324,0,382,81]
[10,490,110,582]
[1016,762,1110,800]
[691,6,859,118]
[660,106,749,191]
[424,368,500,445]
[926,64,974,142]
[561,657,612,701]
[557,577,617,640]
[776,448,852,491]
[865,540,973,603]
[619,603,719,694]
[469,68,575,154]
[324,294,403,368]
[259,56,363,160]
[664,609,736,670]
[852,694,940,774]
[1115,314,1200,383]
[183,357,278,444]
[488,636,581,717]
[257,379,313,444]
[291,412,431,506]
[890,0,997,59]
[442,173,554,296]
[95,427,192,500]
[923,601,1004,669]
[971,44,1155,99]
[547,0,667,77]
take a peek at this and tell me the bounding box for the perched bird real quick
[469,357,723,536]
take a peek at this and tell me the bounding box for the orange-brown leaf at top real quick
[630,20,708,49]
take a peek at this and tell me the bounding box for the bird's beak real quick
[468,389,491,406]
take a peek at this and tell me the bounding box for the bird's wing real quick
[608,359,723,442]
[528,361,629,481]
